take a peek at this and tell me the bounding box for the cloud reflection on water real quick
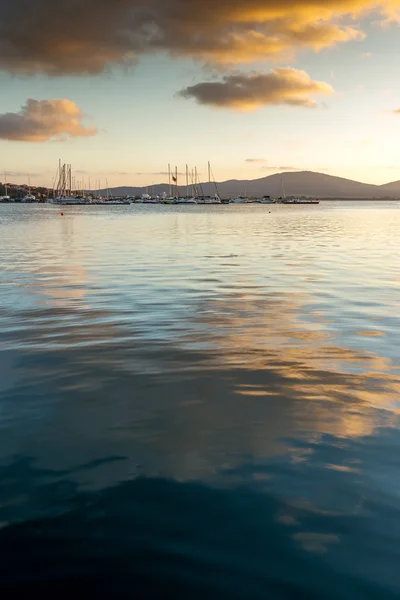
[1,280,399,490]
[1,204,400,595]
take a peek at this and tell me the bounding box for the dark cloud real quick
[0,99,97,142]
[0,0,391,75]
[179,69,333,110]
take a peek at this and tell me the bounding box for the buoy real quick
[61,212,64,216]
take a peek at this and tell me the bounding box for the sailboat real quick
[229,196,250,204]
[230,184,250,203]
[203,162,221,203]
[278,174,319,204]
[194,162,221,204]
[23,174,36,202]
[168,165,197,204]
[2,171,11,201]
[254,195,275,204]
[51,161,76,203]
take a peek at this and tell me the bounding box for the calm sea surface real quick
[0,202,399,598]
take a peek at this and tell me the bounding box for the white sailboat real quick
[254,195,275,204]
[194,162,221,204]
[229,196,249,203]
[206,162,221,203]
[23,174,36,202]
[51,161,76,203]
[3,171,11,201]
[230,185,250,203]
[1,171,11,201]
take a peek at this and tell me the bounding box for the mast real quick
[57,159,61,197]
[175,166,179,197]
[4,170,7,197]
[168,163,171,197]
[186,164,189,197]
[68,164,72,196]
[195,166,204,197]
[208,161,211,194]
[209,163,220,198]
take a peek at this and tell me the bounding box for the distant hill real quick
[377,180,400,196]
[97,171,400,199]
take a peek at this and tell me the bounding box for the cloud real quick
[245,158,268,163]
[0,0,395,75]
[262,165,300,171]
[393,109,400,114]
[179,68,333,110]
[3,170,39,177]
[0,99,97,142]
[134,171,186,176]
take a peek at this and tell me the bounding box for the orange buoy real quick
[61,212,64,216]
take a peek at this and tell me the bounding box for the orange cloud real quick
[0,1,398,74]
[245,158,268,163]
[179,69,333,111]
[0,99,97,142]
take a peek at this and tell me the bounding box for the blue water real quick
[0,202,399,598]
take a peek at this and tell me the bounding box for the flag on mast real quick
[172,175,177,182]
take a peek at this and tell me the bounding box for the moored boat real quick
[254,195,275,204]
[229,196,250,204]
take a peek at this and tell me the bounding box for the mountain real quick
[96,171,400,199]
[377,180,400,196]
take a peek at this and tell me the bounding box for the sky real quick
[1,0,400,188]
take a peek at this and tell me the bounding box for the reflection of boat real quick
[52,195,85,204]
[105,199,131,205]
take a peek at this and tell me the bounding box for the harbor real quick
[1,161,319,205]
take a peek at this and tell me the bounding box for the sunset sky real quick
[1,0,400,187]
